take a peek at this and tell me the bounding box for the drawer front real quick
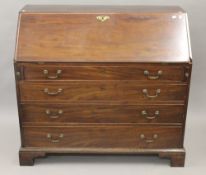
[22,64,186,82]
[19,82,187,102]
[22,125,183,148]
[21,104,184,124]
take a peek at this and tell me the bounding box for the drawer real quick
[21,104,185,124]
[21,63,187,82]
[19,81,187,103]
[22,125,183,148]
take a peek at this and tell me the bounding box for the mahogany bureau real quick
[14,5,192,166]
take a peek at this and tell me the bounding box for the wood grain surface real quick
[15,5,192,166]
[21,63,187,81]
[21,103,185,124]
[22,125,183,149]
[19,81,188,103]
[15,7,190,62]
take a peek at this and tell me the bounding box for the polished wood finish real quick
[21,63,187,81]
[19,150,46,166]
[19,82,187,102]
[15,5,191,63]
[21,104,185,124]
[19,147,185,166]
[22,125,183,148]
[21,5,185,13]
[159,151,185,167]
[14,5,192,166]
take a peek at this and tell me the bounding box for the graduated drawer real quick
[20,63,188,82]
[19,81,187,103]
[21,104,185,124]
[22,125,183,149]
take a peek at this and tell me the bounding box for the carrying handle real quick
[144,70,162,80]
[47,133,64,143]
[142,89,161,98]
[45,109,63,119]
[44,88,63,96]
[140,134,158,143]
[141,110,159,120]
[43,69,62,79]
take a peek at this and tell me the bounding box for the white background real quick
[0,0,205,175]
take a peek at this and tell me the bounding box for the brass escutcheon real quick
[96,15,110,22]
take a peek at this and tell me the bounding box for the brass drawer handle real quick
[43,69,62,79]
[45,109,63,119]
[96,15,110,22]
[44,88,63,96]
[142,89,161,98]
[144,70,162,80]
[140,134,158,143]
[141,110,159,120]
[47,133,64,143]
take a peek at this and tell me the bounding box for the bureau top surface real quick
[15,5,192,63]
[21,5,185,13]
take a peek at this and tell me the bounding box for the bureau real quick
[14,5,192,166]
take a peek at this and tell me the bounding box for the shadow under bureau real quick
[14,5,192,166]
